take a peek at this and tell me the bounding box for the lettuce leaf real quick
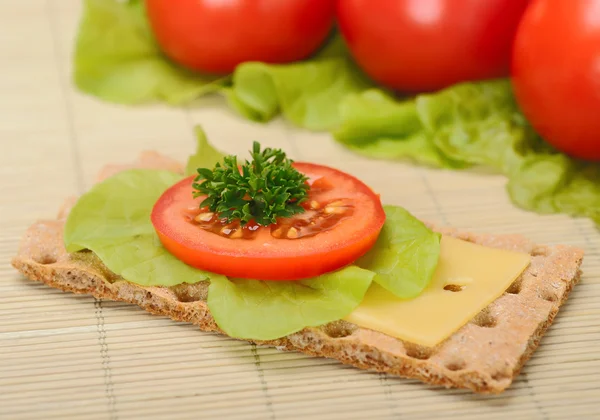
[336,80,600,228]
[416,81,600,225]
[74,0,225,105]
[358,206,441,299]
[64,169,223,286]
[334,90,466,168]
[185,127,226,176]
[225,54,373,131]
[507,155,600,222]
[415,80,552,172]
[207,266,374,340]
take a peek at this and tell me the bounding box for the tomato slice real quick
[151,163,385,280]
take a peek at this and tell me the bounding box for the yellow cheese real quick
[344,236,531,347]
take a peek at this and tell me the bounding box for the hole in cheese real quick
[443,284,465,292]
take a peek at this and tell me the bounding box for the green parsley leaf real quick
[192,142,309,226]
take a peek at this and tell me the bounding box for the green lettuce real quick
[358,206,441,299]
[65,127,227,286]
[185,127,226,176]
[335,80,600,227]
[415,80,551,172]
[64,124,230,286]
[74,0,225,105]
[334,89,466,168]
[225,55,372,131]
[64,169,222,286]
[208,267,374,340]
[507,155,600,223]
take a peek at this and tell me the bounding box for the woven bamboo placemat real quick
[1,1,599,419]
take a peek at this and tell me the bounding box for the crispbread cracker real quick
[11,152,584,394]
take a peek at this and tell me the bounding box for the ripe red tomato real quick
[145,0,335,74]
[336,0,529,92]
[151,163,385,280]
[512,0,600,161]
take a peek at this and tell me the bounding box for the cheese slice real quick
[344,236,531,347]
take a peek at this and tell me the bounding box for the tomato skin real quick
[511,0,600,161]
[151,163,385,280]
[336,0,529,93]
[145,0,335,74]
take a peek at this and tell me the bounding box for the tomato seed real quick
[287,227,299,239]
[194,212,214,222]
[324,206,345,215]
[229,229,243,239]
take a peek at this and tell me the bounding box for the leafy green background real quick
[74,0,599,228]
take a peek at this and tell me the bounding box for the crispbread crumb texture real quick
[10,152,585,394]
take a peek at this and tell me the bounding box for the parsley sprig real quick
[192,142,309,226]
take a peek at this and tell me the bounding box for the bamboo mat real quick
[1,1,599,419]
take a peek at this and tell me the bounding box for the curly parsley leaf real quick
[192,142,309,226]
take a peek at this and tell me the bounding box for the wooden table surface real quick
[1,1,599,419]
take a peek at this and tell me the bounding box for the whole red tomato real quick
[146,0,336,74]
[336,0,529,93]
[512,0,600,161]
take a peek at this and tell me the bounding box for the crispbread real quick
[11,152,584,394]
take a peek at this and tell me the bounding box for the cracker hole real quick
[491,372,510,381]
[174,292,201,303]
[404,343,433,360]
[540,289,558,302]
[33,254,57,265]
[445,360,466,371]
[443,284,465,292]
[323,321,357,338]
[531,246,547,257]
[171,284,207,303]
[506,279,522,294]
[472,308,496,328]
